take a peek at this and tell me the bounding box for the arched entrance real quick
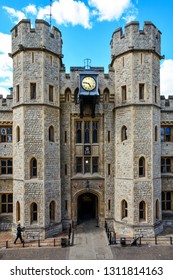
[77,193,98,223]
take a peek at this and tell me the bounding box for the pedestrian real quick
[14,221,24,244]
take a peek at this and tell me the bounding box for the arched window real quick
[74,88,79,104]
[30,158,37,178]
[155,126,158,142]
[16,126,20,142]
[16,201,20,222]
[49,126,54,142]
[49,201,55,221]
[139,201,146,221]
[76,121,82,143]
[156,199,159,220]
[139,157,145,177]
[65,88,71,102]
[103,88,110,102]
[121,200,128,219]
[30,202,37,223]
[121,126,128,141]
[92,122,98,143]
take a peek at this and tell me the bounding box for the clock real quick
[81,76,96,91]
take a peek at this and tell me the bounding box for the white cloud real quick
[160,59,173,97]
[38,0,91,28]
[0,33,11,54]
[88,0,132,21]
[23,4,37,15]
[0,87,11,98]
[3,6,26,24]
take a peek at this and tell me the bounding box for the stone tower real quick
[111,22,163,236]
[11,20,63,238]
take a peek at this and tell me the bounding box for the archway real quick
[77,193,98,223]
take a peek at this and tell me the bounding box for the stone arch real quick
[30,202,38,224]
[65,87,71,102]
[139,200,146,221]
[72,189,102,225]
[121,199,128,219]
[103,88,110,102]
[121,125,128,141]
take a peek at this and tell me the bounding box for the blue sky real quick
[0,0,172,97]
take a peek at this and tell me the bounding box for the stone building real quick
[0,19,172,238]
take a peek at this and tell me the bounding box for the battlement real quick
[0,90,13,110]
[111,21,161,59]
[160,95,173,110]
[11,19,63,56]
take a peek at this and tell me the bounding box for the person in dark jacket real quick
[14,222,24,244]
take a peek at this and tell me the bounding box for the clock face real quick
[81,76,96,91]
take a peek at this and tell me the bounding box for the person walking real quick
[14,221,24,244]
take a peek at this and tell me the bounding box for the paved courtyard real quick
[0,220,173,260]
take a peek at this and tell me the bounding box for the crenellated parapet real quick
[111,21,161,60]
[11,19,63,57]
[160,95,173,110]
[0,92,13,110]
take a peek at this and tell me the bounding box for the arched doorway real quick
[77,193,98,223]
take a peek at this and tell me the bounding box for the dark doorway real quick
[77,193,98,223]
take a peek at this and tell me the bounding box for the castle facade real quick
[0,19,172,238]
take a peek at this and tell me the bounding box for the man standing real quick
[14,221,24,244]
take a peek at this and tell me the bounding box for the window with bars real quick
[76,121,99,144]
[84,122,90,143]
[0,127,12,143]
[1,194,13,213]
[161,158,171,173]
[161,127,171,142]
[0,159,13,175]
[76,157,99,174]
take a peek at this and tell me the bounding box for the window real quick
[49,201,55,221]
[84,158,90,173]
[64,131,67,143]
[16,85,20,102]
[108,131,111,143]
[65,88,71,102]
[155,126,158,142]
[32,52,34,63]
[0,159,13,175]
[161,127,171,142]
[49,85,54,102]
[1,194,13,213]
[139,201,146,220]
[141,53,143,64]
[122,86,127,102]
[76,122,82,143]
[108,200,111,211]
[76,158,82,173]
[108,164,111,175]
[139,157,145,177]
[14,27,18,37]
[50,55,53,66]
[156,199,159,220]
[155,86,157,103]
[65,200,68,211]
[30,158,37,178]
[121,126,128,141]
[122,57,124,67]
[0,127,12,143]
[139,84,144,100]
[16,201,20,222]
[31,202,37,223]
[92,157,98,173]
[49,126,54,142]
[121,200,128,219]
[104,89,109,102]
[16,126,20,142]
[65,164,67,175]
[161,158,171,173]
[30,83,36,99]
[84,122,90,143]
[92,122,98,143]
[162,192,171,210]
